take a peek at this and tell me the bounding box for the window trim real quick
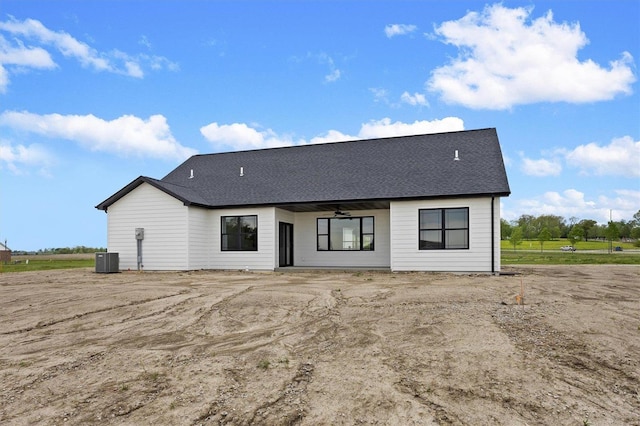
[221,215,258,251]
[317,216,375,251]
[418,207,469,250]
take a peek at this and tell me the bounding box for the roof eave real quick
[95,176,194,212]
[191,191,512,211]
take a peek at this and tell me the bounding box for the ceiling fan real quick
[333,206,351,217]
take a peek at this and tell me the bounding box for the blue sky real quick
[1,1,638,251]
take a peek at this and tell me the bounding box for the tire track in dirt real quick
[0,291,191,336]
[76,285,264,355]
[246,362,314,425]
[0,350,109,423]
[395,377,461,425]
[194,362,315,425]
[187,285,258,331]
[493,305,640,421]
[2,267,639,425]
[372,304,467,425]
[1,286,262,424]
[183,286,348,358]
[45,283,329,424]
[188,287,345,425]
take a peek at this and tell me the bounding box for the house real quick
[0,241,11,263]
[96,128,510,272]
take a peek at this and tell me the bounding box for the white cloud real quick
[0,17,114,72]
[293,52,343,84]
[0,111,196,160]
[598,190,640,221]
[516,189,596,219]
[308,129,354,145]
[0,66,7,91]
[0,34,55,68]
[146,54,180,72]
[369,87,389,103]
[385,24,417,38]
[138,35,152,49]
[200,122,299,151]
[0,33,57,92]
[0,141,53,176]
[124,61,144,78]
[0,17,178,91]
[510,188,640,224]
[564,136,640,177]
[427,4,636,109]
[317,52,341,83]
[325,68,341,83]
[400,91,428,106]
[357,117,464,139]
[520,155,562,177]
[200,117,465,150]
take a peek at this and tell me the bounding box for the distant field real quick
[2,248,639,273]
[1,254,94,273]
[501,238,636,251]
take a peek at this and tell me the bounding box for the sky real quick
[0,0,638,251]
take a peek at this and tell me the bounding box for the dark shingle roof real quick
[96,128,510,211]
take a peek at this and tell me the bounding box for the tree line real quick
[11,246,106,255]
[501,210,640,249]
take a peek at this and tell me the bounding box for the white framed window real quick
[317,217,374,251]
[419,208,468,250]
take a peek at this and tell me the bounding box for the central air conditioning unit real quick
[95,252,119,273]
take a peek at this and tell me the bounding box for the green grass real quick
[501,238,636,251]
[0,258,94,273]
[2,243,638,273]
[502,237,639,265]
[502,250,640,265]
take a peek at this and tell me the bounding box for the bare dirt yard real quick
[0,265,638,425]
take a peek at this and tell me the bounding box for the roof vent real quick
[454,150,460,161]
[240,166,244,177]
[189,169,194,179]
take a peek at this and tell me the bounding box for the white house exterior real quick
[0,241,11,263]
[389,197,500,272]
[97,129,510,272]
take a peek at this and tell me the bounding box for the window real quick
[419,208,468,250]
[317,217,374,251]
[221,215,257,251]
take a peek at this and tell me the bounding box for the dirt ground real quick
[0,265,638,425]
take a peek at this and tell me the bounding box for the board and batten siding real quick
[107,183,189,270]
[293,209,391,268]
[390,197,501,272]
[208,207,276,270]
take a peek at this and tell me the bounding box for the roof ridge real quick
[189,127,496,158]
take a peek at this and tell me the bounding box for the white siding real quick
[107,188,501,272]
[208,207,276,271]
[187,206,212,270]
[390,197,501,272]
[493,200,501,272]
[293,209,390,268]
[107,183,188,270]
